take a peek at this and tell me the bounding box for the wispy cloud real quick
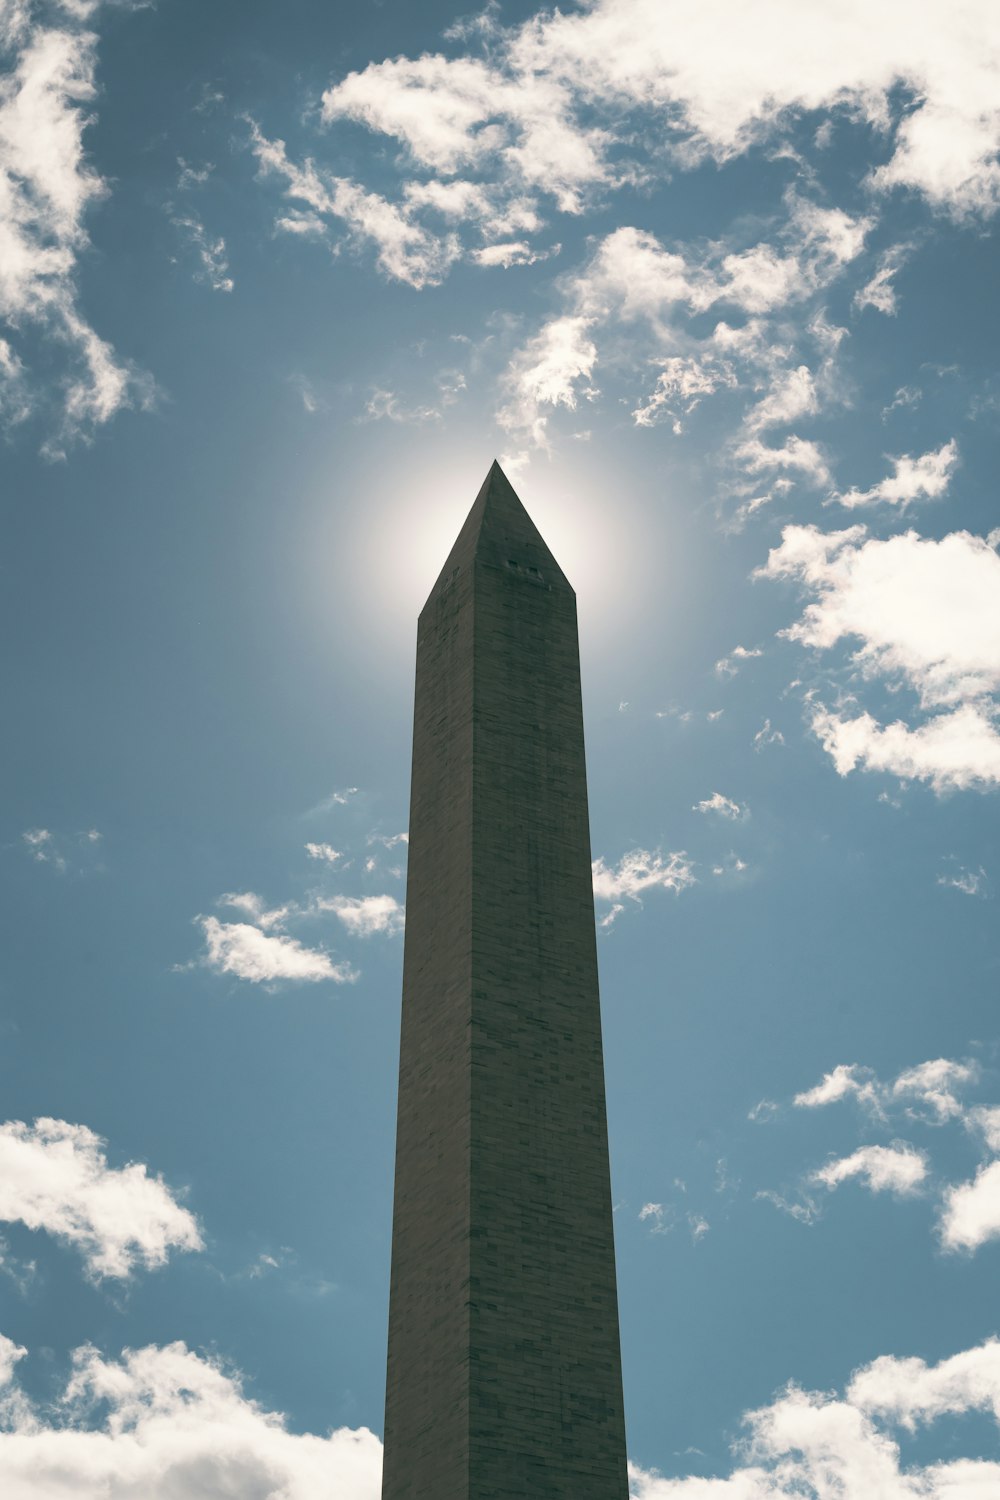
[20,826,103,874]
[592,847,696,925]
[304,843,343,865]
[249,123,462,289]
[938,864,988,897]
[715,645,762,678]
[753,719,785,751]
[0,3,151,450]
[693,792,746,820]
[305,787,359,816]
[169,213,233,293]
[853,243,911,316]
[497,314,598,448]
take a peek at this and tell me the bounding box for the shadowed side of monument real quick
[382,462,628,1500]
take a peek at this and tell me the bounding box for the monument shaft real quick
[383,464,627,1500]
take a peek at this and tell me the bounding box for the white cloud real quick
[794,1056,977,1123]
[853,244,910,316]
[571,225,702,322]
[748,1099,779,1122]
[592,848,695,922]
[0,1119,202,1280]
[688,1213,709,1241]
[308,786,359,813]
[261,46,883,458]
[319,894,405,937]
[0,1332,25,1389]
[734,434,830,487]
[0,335,29,424]
[787,1055,1000,1253]
[934,1101,1000,1251]
[217,891,290,931]
[754,1187,820,1225]
[882,385,922,422]
[497,313,598,446]
[970,1106,1000,1155]
[249,124,461,289]
[631,1338,1000,1498]
[762,524,1000,790]
[794,1062,882,1113]
[848,1338,1000,1428]
[170,213,233,292]
[322,50,610,215]
[762,525,1000,709]
[471,239,558,268]
[892,1058,979,1122]
[198,917,356,984]
[0,4,147,447]
[938,865,987,896]
[274,209,325,237]
[497,203,867,448]
[753,719,784,750]
[320,2,1000,219]
[175,157,212,191]
[363,387,441,424]
[21,826,64,870]
[833,440,959,509]
[742,364,818,434]
[253,3,1000,478]
[812,1143,928,1196]
[715,645,762,677]
[811,702,1000,792]
[0,1337,382,1499]
[693,792,745,820]
[401,176,492,218]
[638,1201,670,1234]
[20,824,104,873]
[940,1160,1000,1252]
[305,842,342,864]
[632,354,737,431]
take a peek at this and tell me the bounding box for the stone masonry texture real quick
[381,462,628,1500]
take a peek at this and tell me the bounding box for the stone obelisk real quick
[382,461,627,1500]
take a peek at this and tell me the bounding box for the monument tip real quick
[422,459,571,613]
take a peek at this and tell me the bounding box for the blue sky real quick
[1,0,1000,1494]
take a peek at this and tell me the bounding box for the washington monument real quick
[382,462,628,1499]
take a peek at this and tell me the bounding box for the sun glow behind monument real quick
[344,453,652,659]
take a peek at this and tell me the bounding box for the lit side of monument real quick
[382,462,627,1500]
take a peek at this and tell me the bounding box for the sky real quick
[1,0,1000,1494]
